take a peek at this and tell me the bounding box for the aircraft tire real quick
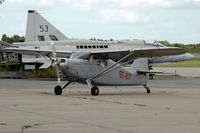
[54,85,62,95]
[91,86,99,96]
[146,87,151,93]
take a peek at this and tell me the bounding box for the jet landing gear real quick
[91,86,99,96]
[54,81,71,95]
[144,85,151,93]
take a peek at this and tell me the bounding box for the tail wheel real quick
[91,86,99,96]
[144,85,151,94]
[54,85,62,95]
[146,87,151,93]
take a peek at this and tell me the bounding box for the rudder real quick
[131,58,149,72]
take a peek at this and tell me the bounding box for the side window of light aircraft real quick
[92,59,108,67]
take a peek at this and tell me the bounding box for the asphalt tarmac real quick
[0,78,200,133]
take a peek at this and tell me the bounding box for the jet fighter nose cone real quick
[185,53,195,60]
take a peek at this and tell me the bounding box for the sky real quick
[0,0,200,44]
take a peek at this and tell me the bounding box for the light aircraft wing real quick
[5,46,186,60]
[90,47,186,61]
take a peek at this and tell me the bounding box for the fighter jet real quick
[18,10,193,70]
[1,10,193,70]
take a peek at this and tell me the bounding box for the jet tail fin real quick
[25,10,67,42]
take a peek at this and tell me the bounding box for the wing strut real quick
[92,51,135,79]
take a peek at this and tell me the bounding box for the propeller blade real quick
[55,64,61,83]
[51,41,57,60]
[50,41,61,83]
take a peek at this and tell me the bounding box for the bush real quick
[30,67,56,78]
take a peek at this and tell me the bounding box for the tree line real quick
[1,34,25,44]
[159,40,200,53]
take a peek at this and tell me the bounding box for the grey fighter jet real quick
[1,10,193,70]
[18,10,193,69]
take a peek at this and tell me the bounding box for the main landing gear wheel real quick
[91,86,99,96]
[54,85,62,95]
[144,85,151,94]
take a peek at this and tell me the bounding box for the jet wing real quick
[0,41,15,50]
[0,41,12,47]
[5,47,72,58]
[5,46,186,61]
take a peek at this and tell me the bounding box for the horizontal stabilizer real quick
[137,70,172,74]
[149,62,171,66]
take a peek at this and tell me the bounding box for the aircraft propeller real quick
[50,41,61,83]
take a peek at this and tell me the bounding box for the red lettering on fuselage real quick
[119,71,132,80]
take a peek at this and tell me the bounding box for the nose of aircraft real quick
[193,54,200,58]
[184,53,195,60]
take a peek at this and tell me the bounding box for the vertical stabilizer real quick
[131,58,149,72]
[25,10,67,42]
[131,58,149,85]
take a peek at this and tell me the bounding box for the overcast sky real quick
[1,0,200,44]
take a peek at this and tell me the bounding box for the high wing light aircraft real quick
[5,41,185,96]
[4,10,187,96]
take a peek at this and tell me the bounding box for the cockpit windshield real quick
[145,40,165,47]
